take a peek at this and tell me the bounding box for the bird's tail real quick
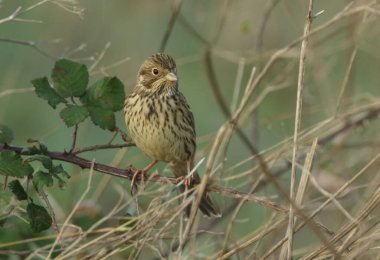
[178,184,220,217]
[171,162,221,218]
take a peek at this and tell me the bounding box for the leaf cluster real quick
[0,141,70,232]
[32,59,125,131]
[0,59,126,233]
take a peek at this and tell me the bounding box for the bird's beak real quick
[165,72,177,82]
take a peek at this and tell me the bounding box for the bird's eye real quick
[152,68,159,75]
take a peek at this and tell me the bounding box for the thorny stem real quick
[68,124,79,154]
[0,143,285,213]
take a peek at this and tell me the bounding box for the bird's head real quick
[136,53,178,94]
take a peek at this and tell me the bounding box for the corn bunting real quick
[124,53,220,217]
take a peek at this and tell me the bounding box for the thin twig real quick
[209,186,286,213]
[88,42,111,72]
[253,0,281,146]
[90,56,131,76]
[0,6,22,24]
[162,102,380,257]
[0,143,286,213]
[262,153,380,259]
[37,189,64,249]
[217,179,265,259]
[302,187,380,259]
[68,124,79,154]
[295,138,318,206]
[203,0,231,118]
[256,0,281,54]
[72,142,135,155]
[283,1,315,259]
[230,57,245,113]
[178,0,231,250]
[0,95,371,188]
[47,159,95,259]
[334,7,370,116]
[159,0,184,52]
[0,100,380,255]
[309,175,355,222]
[0,87,35,99]
[0,38,55,59]
[178,14,208,45]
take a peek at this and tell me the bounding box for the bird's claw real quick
[131,169,148,190]
[129,160,158,195]
[177,175,193,188]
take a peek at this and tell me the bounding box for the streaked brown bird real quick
[124,53,220,217]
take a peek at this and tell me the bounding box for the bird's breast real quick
[124,93,195,163]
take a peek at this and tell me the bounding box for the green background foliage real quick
[1,0,380,259]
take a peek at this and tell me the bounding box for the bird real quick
[124,53,220,217]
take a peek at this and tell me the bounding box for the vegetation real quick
[1,0,380,259]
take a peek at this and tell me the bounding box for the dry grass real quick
[1,0,380,259]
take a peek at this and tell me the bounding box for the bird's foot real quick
[177,175,194,188]
[184,176,192,187]
[129,160,158,191]
[131,169,148,190]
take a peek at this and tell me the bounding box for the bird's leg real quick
[131,160,158,188]
[184,161,193,187]
[174,161,193,187]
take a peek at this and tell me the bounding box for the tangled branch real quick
[2,103,380,215]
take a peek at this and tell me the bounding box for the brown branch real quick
[203,0,232,119]
[256,0,281,54]
[68,124,79,154]
[2,144,134,180]
[252,0,281,150]
[177,1,232,250]
[209,186,286,213]
[178,14,208,45]
[3,103,371,259]
[72,142,135,155]
[37,189,64,250]
[203,7,335,253]
[0,143,286,213]
[303,187,380,259]
[168,104,380,256]
[1,103,379,258]
[203,50,230,118]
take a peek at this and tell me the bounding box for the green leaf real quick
[32,77,67,109]
[33,171,54,191]
[51,164,70,178]
[39,143,49,154]
[88,106,116,131]
[26,155,53,169]
[80,77,125,111]
[0,124,14,144]
[0,151,34,178]
[0,189,13,216]
[51,165,69,188]
[59,105,89,127]
[51,59,89,98]
[8,180,28,201]
[25,142,49,155]
[27,202,52,232]
[26,146,40,155]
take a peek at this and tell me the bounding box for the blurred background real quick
[1,0,380,259]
